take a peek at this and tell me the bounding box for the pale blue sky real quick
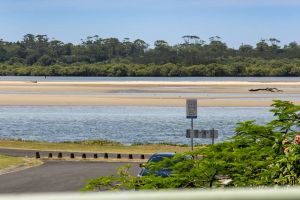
[0,0,300,48]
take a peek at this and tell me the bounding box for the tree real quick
[2,33,300,76]
[182,35,203,45]
[0,46,7,62]
[133,39,148,55]
[256,39,269,52]
[239,44,253,55]
[37,55,54,66]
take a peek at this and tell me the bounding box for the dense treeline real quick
[1,34,300,76]
[1,59,300,76]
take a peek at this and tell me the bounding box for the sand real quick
[0,81,299,107]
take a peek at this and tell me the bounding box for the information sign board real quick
[186,99,197,119]
[186,129,218,138]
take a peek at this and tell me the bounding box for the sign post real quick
[212,128,215,145]
[186,99,197,151]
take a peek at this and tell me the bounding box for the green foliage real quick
[83,100,300,191]
[1,58,300,77]
[82,164,137,191]
[1,34,300,76]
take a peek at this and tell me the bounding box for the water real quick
[0,106,273,145]
[0,76,300,82]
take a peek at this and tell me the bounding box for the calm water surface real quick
[0,106,273,145]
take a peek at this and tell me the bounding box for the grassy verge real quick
[0,154,43,172]
[0,155,23,170]
[0,139,197,154]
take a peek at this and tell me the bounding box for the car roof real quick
[152,152,176,157]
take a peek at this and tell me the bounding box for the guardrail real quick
[0,188,300,200]
[34,151,147,160]
[0,148,151,160]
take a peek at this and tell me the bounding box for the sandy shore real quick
[0,81,299,107]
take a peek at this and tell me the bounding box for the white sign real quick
[186,99,197,119]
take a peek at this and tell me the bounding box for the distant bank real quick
[1,76,300,82]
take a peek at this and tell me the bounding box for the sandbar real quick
[0,81,299,107]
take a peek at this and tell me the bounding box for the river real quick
[0,106,273,145]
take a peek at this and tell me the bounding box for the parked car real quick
[138,152,191,177]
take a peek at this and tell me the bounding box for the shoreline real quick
[0,94,292,107]
[1,80,300,85]
[0,140,192,154]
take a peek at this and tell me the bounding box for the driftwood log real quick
[249,87,283,92]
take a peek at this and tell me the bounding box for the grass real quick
[0,155,24,170]
[0,139,198,154]
[0,154,43,172]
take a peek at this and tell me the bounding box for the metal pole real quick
[212,128,215,145]
[191,118,194,151]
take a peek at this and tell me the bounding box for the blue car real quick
[137,152,177,177]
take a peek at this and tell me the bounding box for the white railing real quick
[1,188,300,200]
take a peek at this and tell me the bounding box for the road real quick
[0,161,140,193]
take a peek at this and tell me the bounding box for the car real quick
[138,152,191,177]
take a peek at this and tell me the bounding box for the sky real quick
[0,0,300,48]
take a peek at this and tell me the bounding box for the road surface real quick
[0,161,139,193]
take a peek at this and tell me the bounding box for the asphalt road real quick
[0,161,140,193]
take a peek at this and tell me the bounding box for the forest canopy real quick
[1,34,300,76]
